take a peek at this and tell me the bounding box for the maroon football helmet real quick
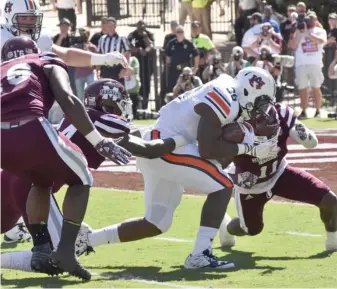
[1,36,39,62]
[84,78,133,122]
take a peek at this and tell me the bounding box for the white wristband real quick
[172,135,188,149]
[237,144,252,155]
[90,53,107,66]
[85,129,104,147]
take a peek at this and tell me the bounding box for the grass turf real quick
[1,189,337,288]
[133,118,337,129]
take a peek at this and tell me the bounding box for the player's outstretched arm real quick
[195,104,253,159]
[289,119,318,149]
[51,44,127,68]
[100,132,187,158]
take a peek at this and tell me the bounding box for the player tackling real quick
[218,86,337,251]
[1,36,132,280]
[74,68,277,269]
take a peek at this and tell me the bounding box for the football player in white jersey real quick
[74,68,277,269]
[1,0,126,67]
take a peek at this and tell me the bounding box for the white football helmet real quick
[3,0,43,41]
[235,67,276,120]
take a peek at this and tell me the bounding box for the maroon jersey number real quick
[259,160,278,178]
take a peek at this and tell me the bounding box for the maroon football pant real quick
[1,171,32,233]
[237,165,331,235]
[1,117,92,187]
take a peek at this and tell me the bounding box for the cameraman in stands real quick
[72,27,98,102]
[289,12,327,119]
[202,51,227,82]
[173,67,202,98]
[223,46,247,78]
[251,22,282,55]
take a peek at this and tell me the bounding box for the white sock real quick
[192,226,218,255]
[17,216,25,224]
[1,251,33,272]
[326,231,337,241]
[88,224,120,248]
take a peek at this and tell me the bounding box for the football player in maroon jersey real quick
[1,78,190,273]
[1,36,132,280]
[219,95,337,252]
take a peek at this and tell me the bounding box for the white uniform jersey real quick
[1,24,53,52]
[154,74,240,142]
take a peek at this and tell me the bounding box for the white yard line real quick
[154,237,192,243]
[93,272,205,289]
[286,231,323,237]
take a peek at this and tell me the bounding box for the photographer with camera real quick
[202,51,227,82]
[251,22,282,55]
[72,28,98,102]
[289,12,327,119]
[222,46,247,78]
[172,67,202,98]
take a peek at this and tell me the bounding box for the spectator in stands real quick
[128,20,155,109]
[296,2,306,15]
[173,67,202,98]
[180,0,193,26]
[202,50,227,82]
[251,22,282,55]
[53,18,76,94]
[90,17,108,47]
[192,0,225,39]
[53,18,72,47]
[73,28,97,102]
[51,0,81,33]
[263,5,280,34]
[328,50,337,79]
[165,25,199,93]
[242,12,263,61]
[280,5,297,52]
[327,13,337,46]
[224,46,248,78]
[163,20,178,49]
[191,20,216,75]
[234,0,259,45]
[98,17,131,82]
[123,54,141,118]
[289,13,327,119]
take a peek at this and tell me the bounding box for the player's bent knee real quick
[247,223,264,236]
[145,205,175,233]
[319,191,337,210]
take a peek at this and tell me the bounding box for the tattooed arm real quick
[289,119,318,149]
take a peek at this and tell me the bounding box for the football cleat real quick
[184,248,235,269]
[31,243,63,276]
[3,221,32,244]
[219,213,236,247]
[75,222,95,257]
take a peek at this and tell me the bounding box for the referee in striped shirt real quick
[98,17,131,81]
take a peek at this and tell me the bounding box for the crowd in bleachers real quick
[48,0,337,119]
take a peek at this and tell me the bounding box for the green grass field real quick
[1,189,337,288]
[133,118,337,129]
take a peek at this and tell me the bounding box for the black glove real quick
[95,138,132,165]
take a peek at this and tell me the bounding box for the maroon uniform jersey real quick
[233,103,296,184]
[1,52,68,122]
[58,108,130,169]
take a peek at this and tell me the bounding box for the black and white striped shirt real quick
[98,33,130,54]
